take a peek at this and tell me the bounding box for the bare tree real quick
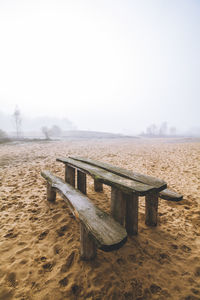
[159,122,168,136]
[13,106,22,139]
[0,129,7,138]
[50,125,62,137]
[41,126,50,140]
[146,124,157,136]
[169,126,176,136]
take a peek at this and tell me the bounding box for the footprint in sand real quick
[53,244,61,254]
[60,251,75,272]
[19,259,28,265]
[16,247,31,255]
[0,288,13,300]
[29,216,38,221]
[171,243,178,250]
[158,252,170,264]
[6,272,17,287]
[42,262,53,272]
[150,283,162,294]
[38,230,49,240]
[116,257,126,265]
[181,245,191,253]
[59,277,68,287]
[194,266,200,277]
[40,256,47,262]
[4,231,18,239]
[184,295,200,300]
[56,225,68,237]
[128,254,137,263]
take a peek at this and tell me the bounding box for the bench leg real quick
[80,223,97,260]
[65,164,75,187]
[145,192,159,226]
[94,179,103,192]
[125,193,138,235]
[111,187,126,225]
[77,170,87,194]
[47,183,56,202]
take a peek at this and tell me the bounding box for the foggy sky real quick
[0,0,199,134]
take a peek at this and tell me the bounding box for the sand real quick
[0,138,199,300]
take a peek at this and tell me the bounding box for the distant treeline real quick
[0,108,76,139]
[141,122,177,137]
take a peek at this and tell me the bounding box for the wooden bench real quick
[41,170,127,260]
[56,157,167,235]
[70,157,183,202]
[159,189,183,202]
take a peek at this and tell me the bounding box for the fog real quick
[0,0,200,136]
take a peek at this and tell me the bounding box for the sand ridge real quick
[0,139,200,299]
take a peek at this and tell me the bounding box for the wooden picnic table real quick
[69,157,182,201]
[57,157,167,235]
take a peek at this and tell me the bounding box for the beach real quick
[0,138,200,300]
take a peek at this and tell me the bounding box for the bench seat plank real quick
[69,156,167,192]
[159,189,183,201]
[56,158,156,196]
[41,170,127,251]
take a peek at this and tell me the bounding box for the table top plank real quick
[69,156,167,192]
[56,157,157,196]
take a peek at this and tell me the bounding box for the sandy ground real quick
[0,138,199,300]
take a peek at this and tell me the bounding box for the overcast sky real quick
[0,0,199,134]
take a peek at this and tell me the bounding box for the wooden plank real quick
[70,156,167,192]
[94,179,103,192]
[125,193,138,235]
[111,187,126,225]
[159,189,183,201]
[47,182,56,202]
[80,223,97,260]
[56,157,156,196]
[77,170,87,194]
[65,164,75,187]
[41,171,127,251]
[145,192,159,226]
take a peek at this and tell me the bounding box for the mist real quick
[0,0,200,136]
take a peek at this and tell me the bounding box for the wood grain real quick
[41,170,127,252]
[69,156,167,192]
[57,157,156,196]
[159,189,183,201]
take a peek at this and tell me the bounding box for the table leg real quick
[125,193,138,235]
[80,223,97,260]
[94,179,103,192]
[111,187,126,225]
[65,164,75,187]
[145,192,159,226]
[47,182,56,202]
[77,170,87,194]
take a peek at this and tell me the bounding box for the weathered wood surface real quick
[111,187,126,225]
[159,189,183,201]
[145,192,159,226]
[69,156,167,192]
[56,158,156,196]
[94,179,103,192]
[47,182,56,202]
[77,170,87,194]
[73,157,183,202]
[80,223,97,260]
[41,170,127,251]
[125,193,139,235]
[65,165,75,187]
